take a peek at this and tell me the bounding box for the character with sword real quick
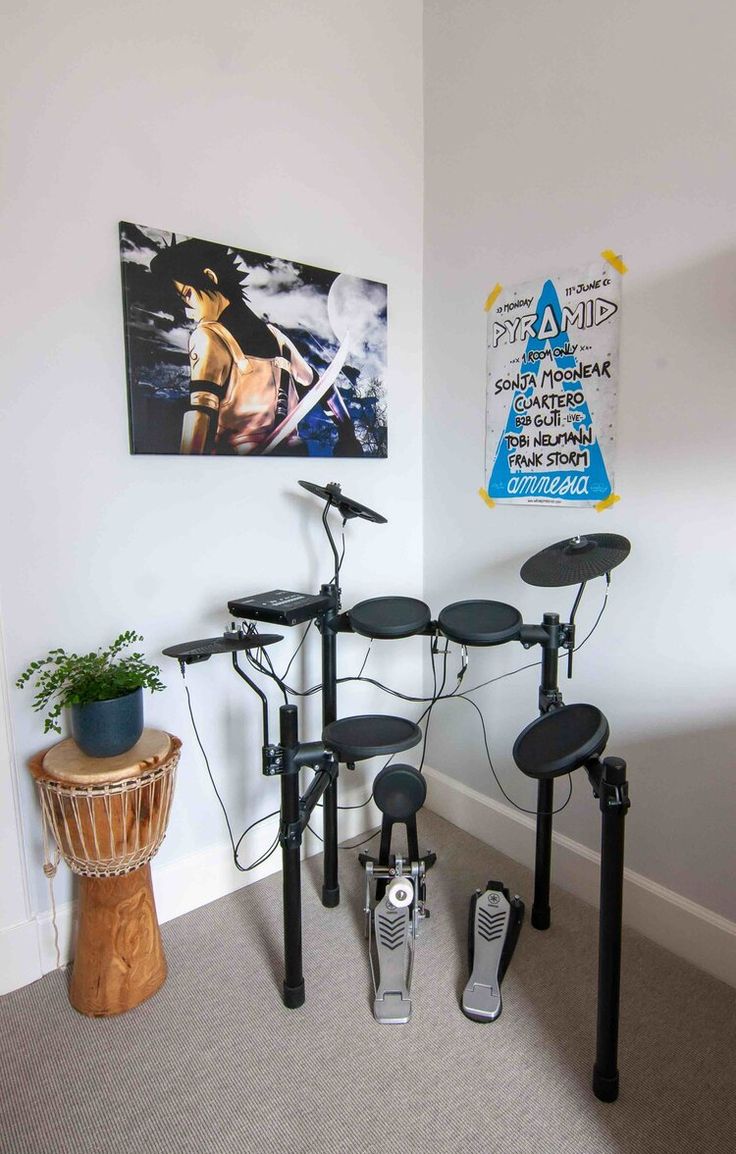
[150,237,361,456]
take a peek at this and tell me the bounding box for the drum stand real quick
[225,483,429,1012]
[515,601,631,1102]
[262,703,339,1007]
[517,607,573,932]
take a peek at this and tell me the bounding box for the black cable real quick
[573,577,610,653]
[282,620,314,679]
[338,826,382,850]
[417,635,451,771]
[182,675,281,872]
[452,692,574,817]
[356,640,373,679]
[315,791,375,812]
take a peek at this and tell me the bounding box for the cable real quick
[356,640,373,679]
[338,825,382,851]
[182,675,281,872]
[573,577,610,653]
[417,635,453,771]
[451,691,574,817]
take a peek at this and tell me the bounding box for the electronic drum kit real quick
[164,481,631,1103]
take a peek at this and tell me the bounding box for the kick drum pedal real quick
[359,763,436,1025]
[462,880,524,1022]
[361,854,434,1024]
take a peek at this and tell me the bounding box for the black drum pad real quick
[513,704,609,778]
[349,596,431,640]
[438,600,522,646]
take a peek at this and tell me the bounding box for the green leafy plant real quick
[16,631,165,735]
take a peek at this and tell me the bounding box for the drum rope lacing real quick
[39,790,62,969]
[35,757,180,878]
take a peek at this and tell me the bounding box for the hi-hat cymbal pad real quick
[520,534,631,587]
[162,634,283,664]
[298,479,387,524]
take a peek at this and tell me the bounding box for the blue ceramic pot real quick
[70,687,144,758]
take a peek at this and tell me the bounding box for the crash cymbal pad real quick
[520,534,631,587]
[298,480,387,524]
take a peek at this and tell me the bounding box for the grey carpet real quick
[1,810,734,1154]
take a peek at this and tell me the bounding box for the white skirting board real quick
[422,764,736,990]
[6,768,735,993]
[4,788,380,990]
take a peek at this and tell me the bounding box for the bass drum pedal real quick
[363,857,433,1024]
[462,881,525,1022]
[359,763,436,1025]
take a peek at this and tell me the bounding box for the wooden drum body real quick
[29,729,181,1017]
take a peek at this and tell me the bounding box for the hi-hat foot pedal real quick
[462,880,524,1023]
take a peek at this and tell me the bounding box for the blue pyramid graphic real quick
[487,280,612,503]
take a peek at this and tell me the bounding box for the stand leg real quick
[279,705,305,1008]
[281,768,305,1009]
[532,778,553,930]
[593,757,629,1102]
[69,865,166,1016]
[533,614,561,930]
[320,589,340,907]
[322,780,339,908]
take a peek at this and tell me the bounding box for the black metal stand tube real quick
[299,760,335,828]
[532,779,553,930]
[280,704,305,1008]
[593,757,629,1102]
[532,614,560,931]
[320,586,340,908]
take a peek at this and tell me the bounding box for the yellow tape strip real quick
[484,283,503,312]
[601,250,627,275]
[478,487,496,509]
[596,493,621,511]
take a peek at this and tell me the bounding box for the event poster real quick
[119,222,388,457]
[485,259,621,506]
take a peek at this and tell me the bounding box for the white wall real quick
[423,0,736,923]
[0,0,424,988]
[3,0,734,998]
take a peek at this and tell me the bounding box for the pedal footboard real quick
[462,881,524,1022]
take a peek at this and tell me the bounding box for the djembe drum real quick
[28,729,181,1017]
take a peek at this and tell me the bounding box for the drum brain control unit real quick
[228,589,333,627]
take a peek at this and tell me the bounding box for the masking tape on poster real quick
[601,250,627,275]
[595,493,621,511]
[484,284,503,311]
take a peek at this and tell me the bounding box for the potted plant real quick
[17,630,165,758]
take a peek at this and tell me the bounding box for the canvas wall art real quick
[119,222,388,457]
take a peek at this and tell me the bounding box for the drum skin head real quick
[373,763,426,820]
[513,704,609,778]
[323,715,422,761]
[438,600,522,646]
[349,596,431,640]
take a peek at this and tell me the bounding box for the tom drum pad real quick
[438,600,522,646]
[348,596,432,640]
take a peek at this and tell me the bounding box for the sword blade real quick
[261,333,351,455]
